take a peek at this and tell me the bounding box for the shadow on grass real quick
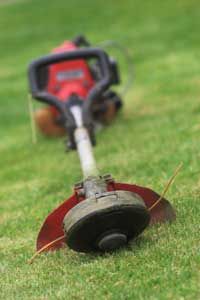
[46,234,158,268]
[126,234,159,252]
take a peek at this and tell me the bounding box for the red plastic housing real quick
[47,41,95,116]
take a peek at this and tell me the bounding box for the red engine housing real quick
[47,41,95,116]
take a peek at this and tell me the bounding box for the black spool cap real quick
[97,232,127,251]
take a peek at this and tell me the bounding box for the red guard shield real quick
[36,182,175,252]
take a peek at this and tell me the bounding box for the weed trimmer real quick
[28,36,176,254]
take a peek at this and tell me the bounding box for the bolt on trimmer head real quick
[28,36,175,254]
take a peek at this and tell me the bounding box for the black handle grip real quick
[28,47,114,146]
[28,48,112,113]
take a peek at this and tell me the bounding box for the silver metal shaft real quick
[70,106,99,178]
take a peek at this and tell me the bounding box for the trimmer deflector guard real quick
[37,180,175,252]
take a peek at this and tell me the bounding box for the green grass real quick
[0,0,200,299]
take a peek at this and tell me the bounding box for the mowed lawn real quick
[0,0,200,299]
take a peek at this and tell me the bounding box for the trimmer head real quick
[36,175,176,253]
[63,190,150,252]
